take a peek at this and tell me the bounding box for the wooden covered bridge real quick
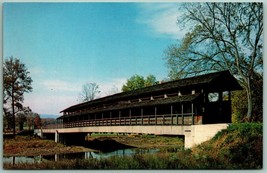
[36,70,242,148]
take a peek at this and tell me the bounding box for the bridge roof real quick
[60,70,242,114]
[58,94,201,119]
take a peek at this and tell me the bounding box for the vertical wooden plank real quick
[95,114,96,126]
[155,106,157,125]
[229,91,232,121]
[181,104,184,125]
[141,108,143,125]
[101,113,104,126]
[129,109,132,125]
[192,103,194,125]
[110,112,112,126]
[119,110,121,125]
[171,105,173,125]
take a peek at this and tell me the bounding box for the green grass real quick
[3,153,217,169]
[193,122,263,169]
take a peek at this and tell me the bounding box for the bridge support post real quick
[55,131,58,143]
[34,129,43,138]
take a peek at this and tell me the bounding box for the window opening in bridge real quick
[223,91,230,101]
[208,92,219,102]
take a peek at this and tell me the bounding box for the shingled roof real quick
[60,70,242,113]
[59,94,201,119]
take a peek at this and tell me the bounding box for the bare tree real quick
[165,2,263,121]
[78,82,100,102]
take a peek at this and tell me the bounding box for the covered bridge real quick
[56,70,242,128]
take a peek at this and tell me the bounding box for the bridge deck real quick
[42,125,192,135]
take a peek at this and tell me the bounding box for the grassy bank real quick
[3,123,263,169]
[3,135,94,157]
[192,122,263,169]
[86,134,184,150]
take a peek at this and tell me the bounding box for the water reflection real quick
[3,148,159,164]
[3,155,43,165]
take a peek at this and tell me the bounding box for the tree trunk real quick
[11,88,16,136]
[245,78,253,122]
[19,122,24,131]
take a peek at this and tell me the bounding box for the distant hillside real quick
[40,114,59,119]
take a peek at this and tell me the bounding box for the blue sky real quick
[4,2,187,115]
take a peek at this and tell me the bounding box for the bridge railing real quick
[43,114,203,129]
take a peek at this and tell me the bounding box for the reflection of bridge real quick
[36,71,242,148]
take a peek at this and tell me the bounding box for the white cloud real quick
[23,77,127,115]
[136,3,187,39]
[98,78,126,97]
[24,92,78,115]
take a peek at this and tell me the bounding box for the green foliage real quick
[145,74,159,87]
[251,76,263,122]
[210,123,263,168]
[3,57,33,135]
[231,90,247,123]
[231,75,263,123]
[122,74,158,92]
[122,75,145,92]
[212,123,262,141]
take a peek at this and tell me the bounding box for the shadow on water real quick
[83,138,135,152]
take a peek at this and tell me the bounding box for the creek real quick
[3,148,159,164]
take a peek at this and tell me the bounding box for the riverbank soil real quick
[3,135,94,157]
[3,133,184,157]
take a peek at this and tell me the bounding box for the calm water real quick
[3,148,159,164]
